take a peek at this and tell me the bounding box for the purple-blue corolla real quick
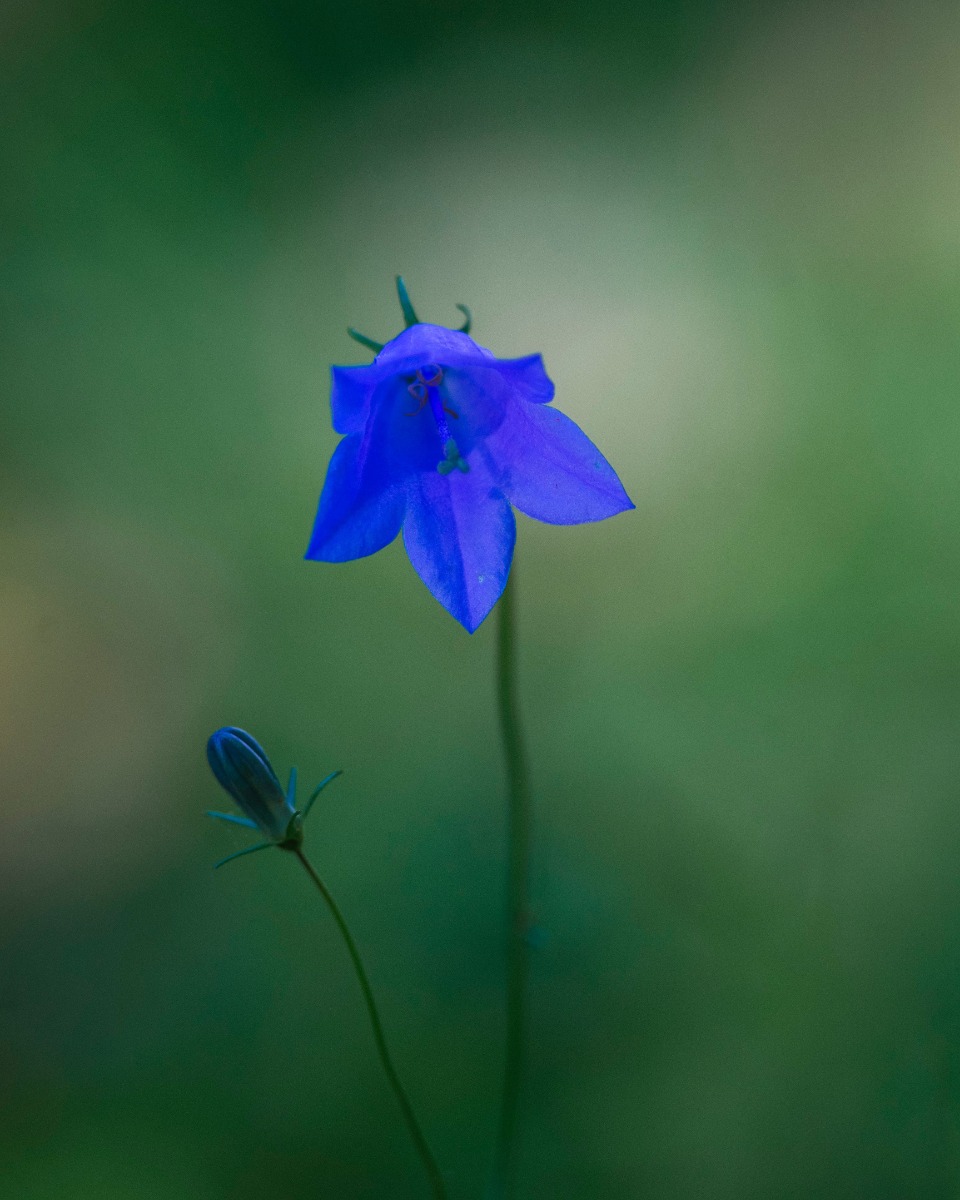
[305,298,633,632]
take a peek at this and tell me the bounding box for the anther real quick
[416,364,444,387]
[405,381,429,416]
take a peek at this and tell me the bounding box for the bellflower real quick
[205,726,341,868]
[305,279,634,632]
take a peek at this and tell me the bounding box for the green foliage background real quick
[3,1,960,1195]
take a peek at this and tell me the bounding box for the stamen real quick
[402,363,470,474]
[416,364,443,387]
[405,381,429,416]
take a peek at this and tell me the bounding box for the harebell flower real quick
[305,278,633,631]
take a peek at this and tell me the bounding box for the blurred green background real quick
[3,0,960,1195]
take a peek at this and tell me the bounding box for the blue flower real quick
[205,726,341,868]
[305,282,634,632]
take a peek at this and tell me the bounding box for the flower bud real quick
[206,727,296,842]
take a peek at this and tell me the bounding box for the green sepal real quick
[396,276,419,327]
[279,811,304,850]
[302,769,343,820]
[348,327,385,354]
[206,810,258,830]
[213,841,272,869]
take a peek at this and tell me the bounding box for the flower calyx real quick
[347,276,471,356]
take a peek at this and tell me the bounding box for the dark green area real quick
[2,0,960,1196]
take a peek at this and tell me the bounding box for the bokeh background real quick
[3,0,960,1195]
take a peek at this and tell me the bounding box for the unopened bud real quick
[206,727,296,842]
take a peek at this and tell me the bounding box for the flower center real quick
[405,364,469,475]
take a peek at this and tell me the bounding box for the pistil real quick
[406,365,469,475]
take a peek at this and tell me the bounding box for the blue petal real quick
[329,332,546,437]
[494,354,556,404]
[432,358,553,453]
[487,400,634,524]
[307,374,444,561]
[329,327,497,434]
[330,366,374,435]
[402,459,516,633]
[305,431,406,562]
[377,324,497,373]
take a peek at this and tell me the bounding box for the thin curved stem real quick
[293,849,446,1200]
[491,567,532,1198]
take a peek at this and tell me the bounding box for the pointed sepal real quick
[347,327,385,354]
[206,810,258,829]
[302,769,343,820]
[213,841,272,869]
[396,275,419,327]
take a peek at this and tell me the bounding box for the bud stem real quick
[292,849,447,1199]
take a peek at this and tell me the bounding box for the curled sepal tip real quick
[349,283,470,354]
[395,275,419,327]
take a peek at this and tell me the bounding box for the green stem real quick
[293,849,447,1200]
[491,568,532,1198]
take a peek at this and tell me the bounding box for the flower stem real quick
[491,568,532,1198]
[293,848,447,1200]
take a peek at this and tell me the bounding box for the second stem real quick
[492,568,532,1197]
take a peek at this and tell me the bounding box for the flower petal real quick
[495,354,556,404]
[377,323,497,373]
[330,365,375,435]
[432,357,554,458]
[402,460,516,632]
[305,431,406,561]
[487,400,634,524]
[329,333,549,436]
